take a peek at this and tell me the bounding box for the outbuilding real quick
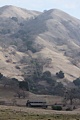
[26,99,47,108]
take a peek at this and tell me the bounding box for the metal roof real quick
[29,103,46,106]
[27,99,46,103]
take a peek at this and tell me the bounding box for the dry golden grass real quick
[0,87,80,119]
[0,105,80,120]
[0,86,63,107]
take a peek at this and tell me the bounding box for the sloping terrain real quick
[0,5,80,83]
[19,9,80,80]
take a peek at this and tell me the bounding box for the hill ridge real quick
[0,5,80,82]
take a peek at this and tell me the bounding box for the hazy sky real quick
[0,0,80,19]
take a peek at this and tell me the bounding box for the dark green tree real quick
[64,88,80,105]
[73,77,80,86]
[0,73,3,79]
[56,70,64,78]
[11,17,18,22]
[19,81,29,91]
[42,71,51,79]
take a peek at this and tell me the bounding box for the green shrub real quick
[11,17,18,22]
[66,107,72,111]
[52,105,62,110]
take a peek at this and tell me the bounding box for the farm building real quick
[26,99,48,108]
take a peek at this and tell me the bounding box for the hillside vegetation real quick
[0,5,80,94]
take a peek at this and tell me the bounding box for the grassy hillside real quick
[0,5,80,95]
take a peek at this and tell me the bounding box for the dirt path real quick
[0,105,80,115]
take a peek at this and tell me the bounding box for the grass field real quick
[0,109,80,120]
[0,87,80,120]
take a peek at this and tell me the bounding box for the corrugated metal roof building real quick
[26,99,47,108]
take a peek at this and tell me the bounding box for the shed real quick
[26,99,47,108]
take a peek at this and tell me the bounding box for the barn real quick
[26,99,47,108]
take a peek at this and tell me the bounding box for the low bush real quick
[52,105,62,110]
